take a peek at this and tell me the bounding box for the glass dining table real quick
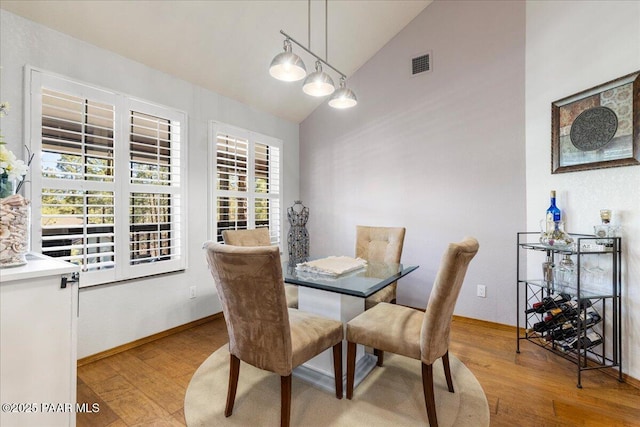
[283,259,419,394]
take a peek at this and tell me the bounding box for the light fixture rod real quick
[325,0,328,62]
[279,30,346,79]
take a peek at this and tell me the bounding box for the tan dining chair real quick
[222,228,298,309]
[355,225,406,310]
[204,242,344,427]
[345,237,479,427]
[222,227,271,246]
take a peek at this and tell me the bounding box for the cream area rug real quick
[184,345,489,427]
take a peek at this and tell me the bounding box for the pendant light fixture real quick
[328,76,358,108]
[269,38,307,82]
[269,0,357,109]
[303,61,335,96]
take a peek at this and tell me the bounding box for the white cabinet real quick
[0,253,80,427]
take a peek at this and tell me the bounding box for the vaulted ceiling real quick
[1,0,432,123]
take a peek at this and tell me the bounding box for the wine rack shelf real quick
[516,232,622,388]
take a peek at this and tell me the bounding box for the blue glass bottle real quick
[546,190,561,223]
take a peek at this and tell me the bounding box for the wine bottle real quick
[548,300,580,317]
[571,331,603,350]
[546,309,600,342]
[557,338,576,352]
[525,293,571,314]
[577,298,593,310]
[546,190,561,223]
[534,301,581,332]
[532,320,549,333]
[549,299,593,318]
[545,321,577,341]
[572,310,602,329]
[533,315,567,333]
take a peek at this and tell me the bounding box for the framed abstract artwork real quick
[551,71,640,174]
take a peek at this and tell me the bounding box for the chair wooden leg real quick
[422,362,438,427]
[374,348,384,366]
[442,351,454,393]
[332,342,343,399]
[225,354,240,417]
[281,374,292,427]
[346,341,356,399]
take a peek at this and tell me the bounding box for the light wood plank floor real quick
[77,316,640,426]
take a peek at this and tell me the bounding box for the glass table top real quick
[283,260,419,298]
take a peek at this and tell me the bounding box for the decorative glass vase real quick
[0,176,16,199]
[539,219,574,248]
[0,189,31,268]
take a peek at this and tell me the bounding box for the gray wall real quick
[300,0,526,324]
[0,10,300,358]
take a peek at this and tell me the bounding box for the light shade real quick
[302,61,335,97]
[328,78,357,109]
[269,39,307,82]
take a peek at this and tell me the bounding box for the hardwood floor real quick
[77,317,229,427]
[77,315,640,426]
[450,317,640,427]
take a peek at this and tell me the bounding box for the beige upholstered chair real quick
[222,227,271,246]
[346,237,479,427]
[356,225,406,310]
[204,243,344,427]
[222,228,299,309]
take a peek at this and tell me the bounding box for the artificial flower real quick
[0,144,29,181]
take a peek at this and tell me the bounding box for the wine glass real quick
[554,254,575,293]
[582,256,605,295]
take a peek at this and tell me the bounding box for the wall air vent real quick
[411,52,432,76]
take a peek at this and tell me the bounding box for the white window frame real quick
[26,67,188,287]
[208,121,283,248]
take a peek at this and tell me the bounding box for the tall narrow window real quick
[29,69,187,287]
[128,108,182,267]
[40,89,117,273]
[210,123,282,246]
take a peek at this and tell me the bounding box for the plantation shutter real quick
[30,70,186,287]
[211,123,282,246]
[254,141,281,245]
[215,133,249,241]
[126,102,184,276]
[38,86,118,285]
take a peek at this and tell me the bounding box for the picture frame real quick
[551,71,640,174]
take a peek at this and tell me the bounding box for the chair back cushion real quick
[204,242,293,375]
[222,228,271,246]
[420,237,479,364]
[355,226,406,264]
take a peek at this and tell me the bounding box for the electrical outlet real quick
[189,286,197,299]
[477,284,486,298]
